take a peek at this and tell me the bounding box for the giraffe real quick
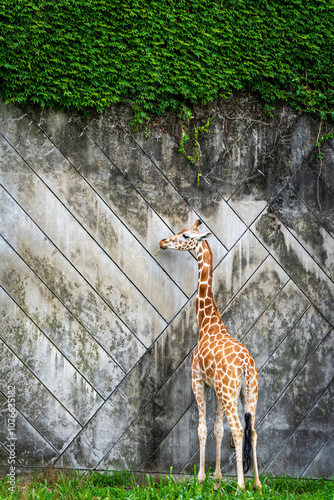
[159,219,261,491]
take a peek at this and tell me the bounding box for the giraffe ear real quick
[195,231,212,241]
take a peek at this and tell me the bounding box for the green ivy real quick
[1,0,334,123]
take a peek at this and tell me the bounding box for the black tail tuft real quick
[243,412,252,474]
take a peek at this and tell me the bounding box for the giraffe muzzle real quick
[159,239,168,250]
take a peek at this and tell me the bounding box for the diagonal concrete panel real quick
[0,341,81,453]
[243,280,310,370]
[266,381,334,477]
[253,209,334,325]
[220,256,289,340]
[309,139,334,193]
[139,392,216,475]
[0,238,124,397]
[107,297,198,418]
[211,229,268,309]
[289,164,334,236]
[253,328,333,472]
[0,289,103,424]
[56,395,133,469]
[256,306,331,423]
[270,185,334,279]
[302,433,334,478]
[0,188,145,371]
[0,393,58,467]
[205,99,301,194]
[0,238,124,399]
[99,355,194,472]
[227,114,320,226]
[0,445,17,470]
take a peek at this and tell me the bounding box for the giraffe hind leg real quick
[249,411,261,490]
[225,400,245,491]
[246,378,261,490]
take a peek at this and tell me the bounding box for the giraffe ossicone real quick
[160,219,262,491]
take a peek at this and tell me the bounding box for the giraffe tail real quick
[243,412,252,473]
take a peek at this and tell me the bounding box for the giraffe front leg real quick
[213,395,224,490]
[192,377,207,483]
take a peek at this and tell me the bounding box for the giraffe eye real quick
[183,234,190,239]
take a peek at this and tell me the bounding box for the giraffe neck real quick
[196,240,222,333]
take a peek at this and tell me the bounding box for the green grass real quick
[0,469,333,500]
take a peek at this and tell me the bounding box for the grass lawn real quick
[0,469,333,500]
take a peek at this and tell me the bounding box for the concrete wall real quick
[0,94,333,478]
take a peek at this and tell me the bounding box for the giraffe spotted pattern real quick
[160,220,261,491]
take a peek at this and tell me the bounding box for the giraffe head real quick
[160,219,212,251]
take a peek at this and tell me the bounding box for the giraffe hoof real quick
[253,481,262,491]
[236,484,245,494]
[214,480,221,491]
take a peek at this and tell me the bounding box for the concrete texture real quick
[0,93,333,478]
